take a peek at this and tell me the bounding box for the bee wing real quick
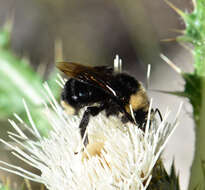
[57,62,117,96]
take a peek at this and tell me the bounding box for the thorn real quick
[4,11,15,33]
[160,38,177,42]
[192,0,196,9]
[178,42,194,54]
[149,89,173,94]
[160,53,182,74]
[37,61,48,78]
[55,38,63,62]
[164,0,185,17]
[149,89,186,97]
[168,28,185,34]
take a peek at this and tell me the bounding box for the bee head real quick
[123,83,150,128]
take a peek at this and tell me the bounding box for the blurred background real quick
[0,0,194,189]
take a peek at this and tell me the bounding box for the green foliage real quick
[0,185,10,190]
[0,22,11,50]
[0,179,13,190]
[0,178,45,190]
[177,0,205,76]
[182,73,203,121]
[148,160,180,190]
[0,21,60,136]
[164,0,205,189]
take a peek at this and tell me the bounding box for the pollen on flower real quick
[0,82,181,190]
[82,141,105,159]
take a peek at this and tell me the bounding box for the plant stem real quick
[188,77,205,190]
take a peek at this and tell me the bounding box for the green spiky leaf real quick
[0,22,60,136]
[177,0,205,76]
[148,160,180,190]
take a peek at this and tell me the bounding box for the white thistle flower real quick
[0,55,181,189]
[0,81,181,190]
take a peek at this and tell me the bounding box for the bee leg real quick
[79,106,104,146]
[154,108,163,121]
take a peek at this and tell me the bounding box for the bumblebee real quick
[57,62,161,144]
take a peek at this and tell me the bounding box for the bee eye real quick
[79,92,83,97]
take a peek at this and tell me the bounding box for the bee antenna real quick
[146,64,151,90]
[154,108,163,122]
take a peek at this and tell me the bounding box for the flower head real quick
[0,55,181,189]
[0,80,181,190]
